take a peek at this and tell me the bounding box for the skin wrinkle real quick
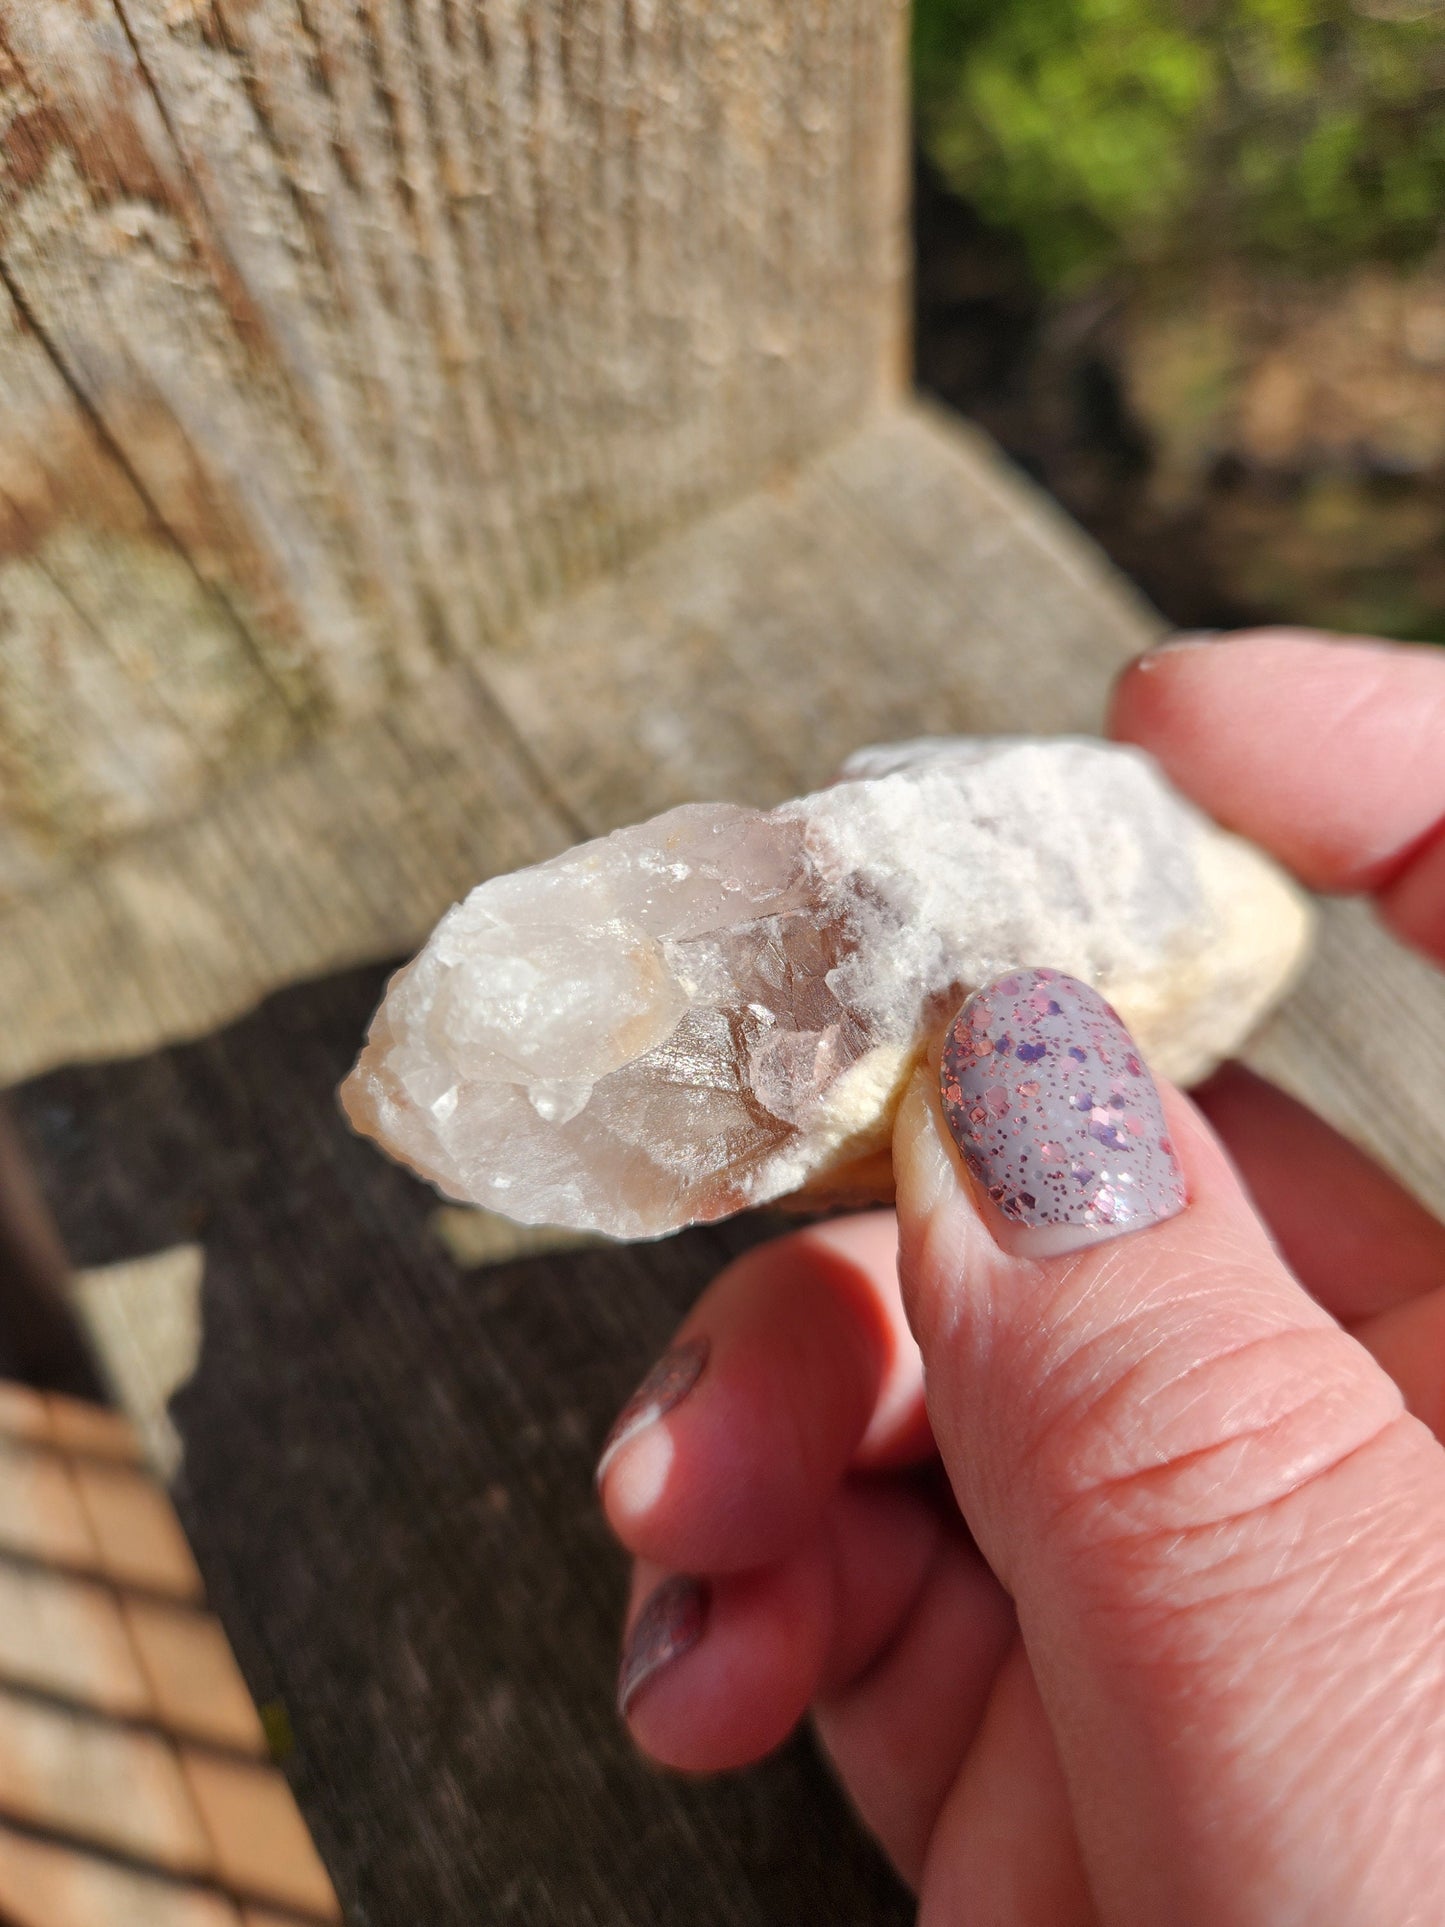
[1051,1328,1400,1527]
[1001,1294,1381,1543]
[1224,1593,1445,1914]
[1012,1425,1444,1880]
[1131,1325,1342,1446]
[1099,1466,1426,1668]
[1041,1490,1445,1920]
[1046,1407,1414,1622]
[1164,1495,1372,1637]
[1137,1216,1285,1279]
[1339,1678,1445,1880]
[975,1251,1212,1415]
[1060,1458,1445,1850]
[1023,1269,1292,1427]
[1195,1471,1445,1738]
[1002,1211,1297,1374]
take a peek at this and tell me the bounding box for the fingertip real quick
[617,1568,710,1724]
[597,1216,921,1572]
[617,1483,956,1780]
[600,1423,676,1531]
[1109,625,1334,739]
[893,995,1340,1571]
[1109,628,1445,893]
[620,1548,833,1773]
[1107,628,1242,746]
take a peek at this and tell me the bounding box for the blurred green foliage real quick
[913,0,1445,289]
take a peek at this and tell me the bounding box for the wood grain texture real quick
[0,401,1162,1084]
[0,0,906,897]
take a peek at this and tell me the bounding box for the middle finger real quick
[598,1212,930,1573]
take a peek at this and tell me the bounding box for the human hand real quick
[597,630,1445,1925]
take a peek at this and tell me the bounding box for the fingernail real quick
[617,1574,709,1718]
[596,1335,709,1485]
[939,968,1187,1258]
[1135,630,1220,668]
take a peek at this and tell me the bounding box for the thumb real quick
[894,968,1445,1925]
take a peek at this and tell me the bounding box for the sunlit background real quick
[914,0,1445,640]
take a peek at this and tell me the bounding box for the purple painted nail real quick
[596,1335,709,1485]
[939,967,1187,1258]
[617,1574,709,1718]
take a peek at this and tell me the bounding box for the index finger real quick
[1109,629,1445,960]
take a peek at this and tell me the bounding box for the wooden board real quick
[0,1386,339,1924]
[12,966,913,1925]
[0,402,1162,1086]
[0,0,905,903]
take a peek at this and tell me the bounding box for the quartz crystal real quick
[341,737,1313,1239]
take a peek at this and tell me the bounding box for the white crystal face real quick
[341,738,1314,1238]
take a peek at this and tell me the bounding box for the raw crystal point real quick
[341,738,1313,1239]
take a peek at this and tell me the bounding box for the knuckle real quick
[1024,1309,1404,1557]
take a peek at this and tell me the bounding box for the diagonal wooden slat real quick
[0,1387,341,1920]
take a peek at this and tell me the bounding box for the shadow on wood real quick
[11,965,912,1926]
[0,1111,104,1401]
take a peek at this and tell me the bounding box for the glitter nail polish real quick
[939,967,1187,1258]
[596,1335,710,1485]
[617,1574,709,1718]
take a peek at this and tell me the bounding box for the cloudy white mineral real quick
[341,737,1312,1239]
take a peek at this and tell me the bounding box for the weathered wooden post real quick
[2,4,1440,1922]
[0,0,1162,1083]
